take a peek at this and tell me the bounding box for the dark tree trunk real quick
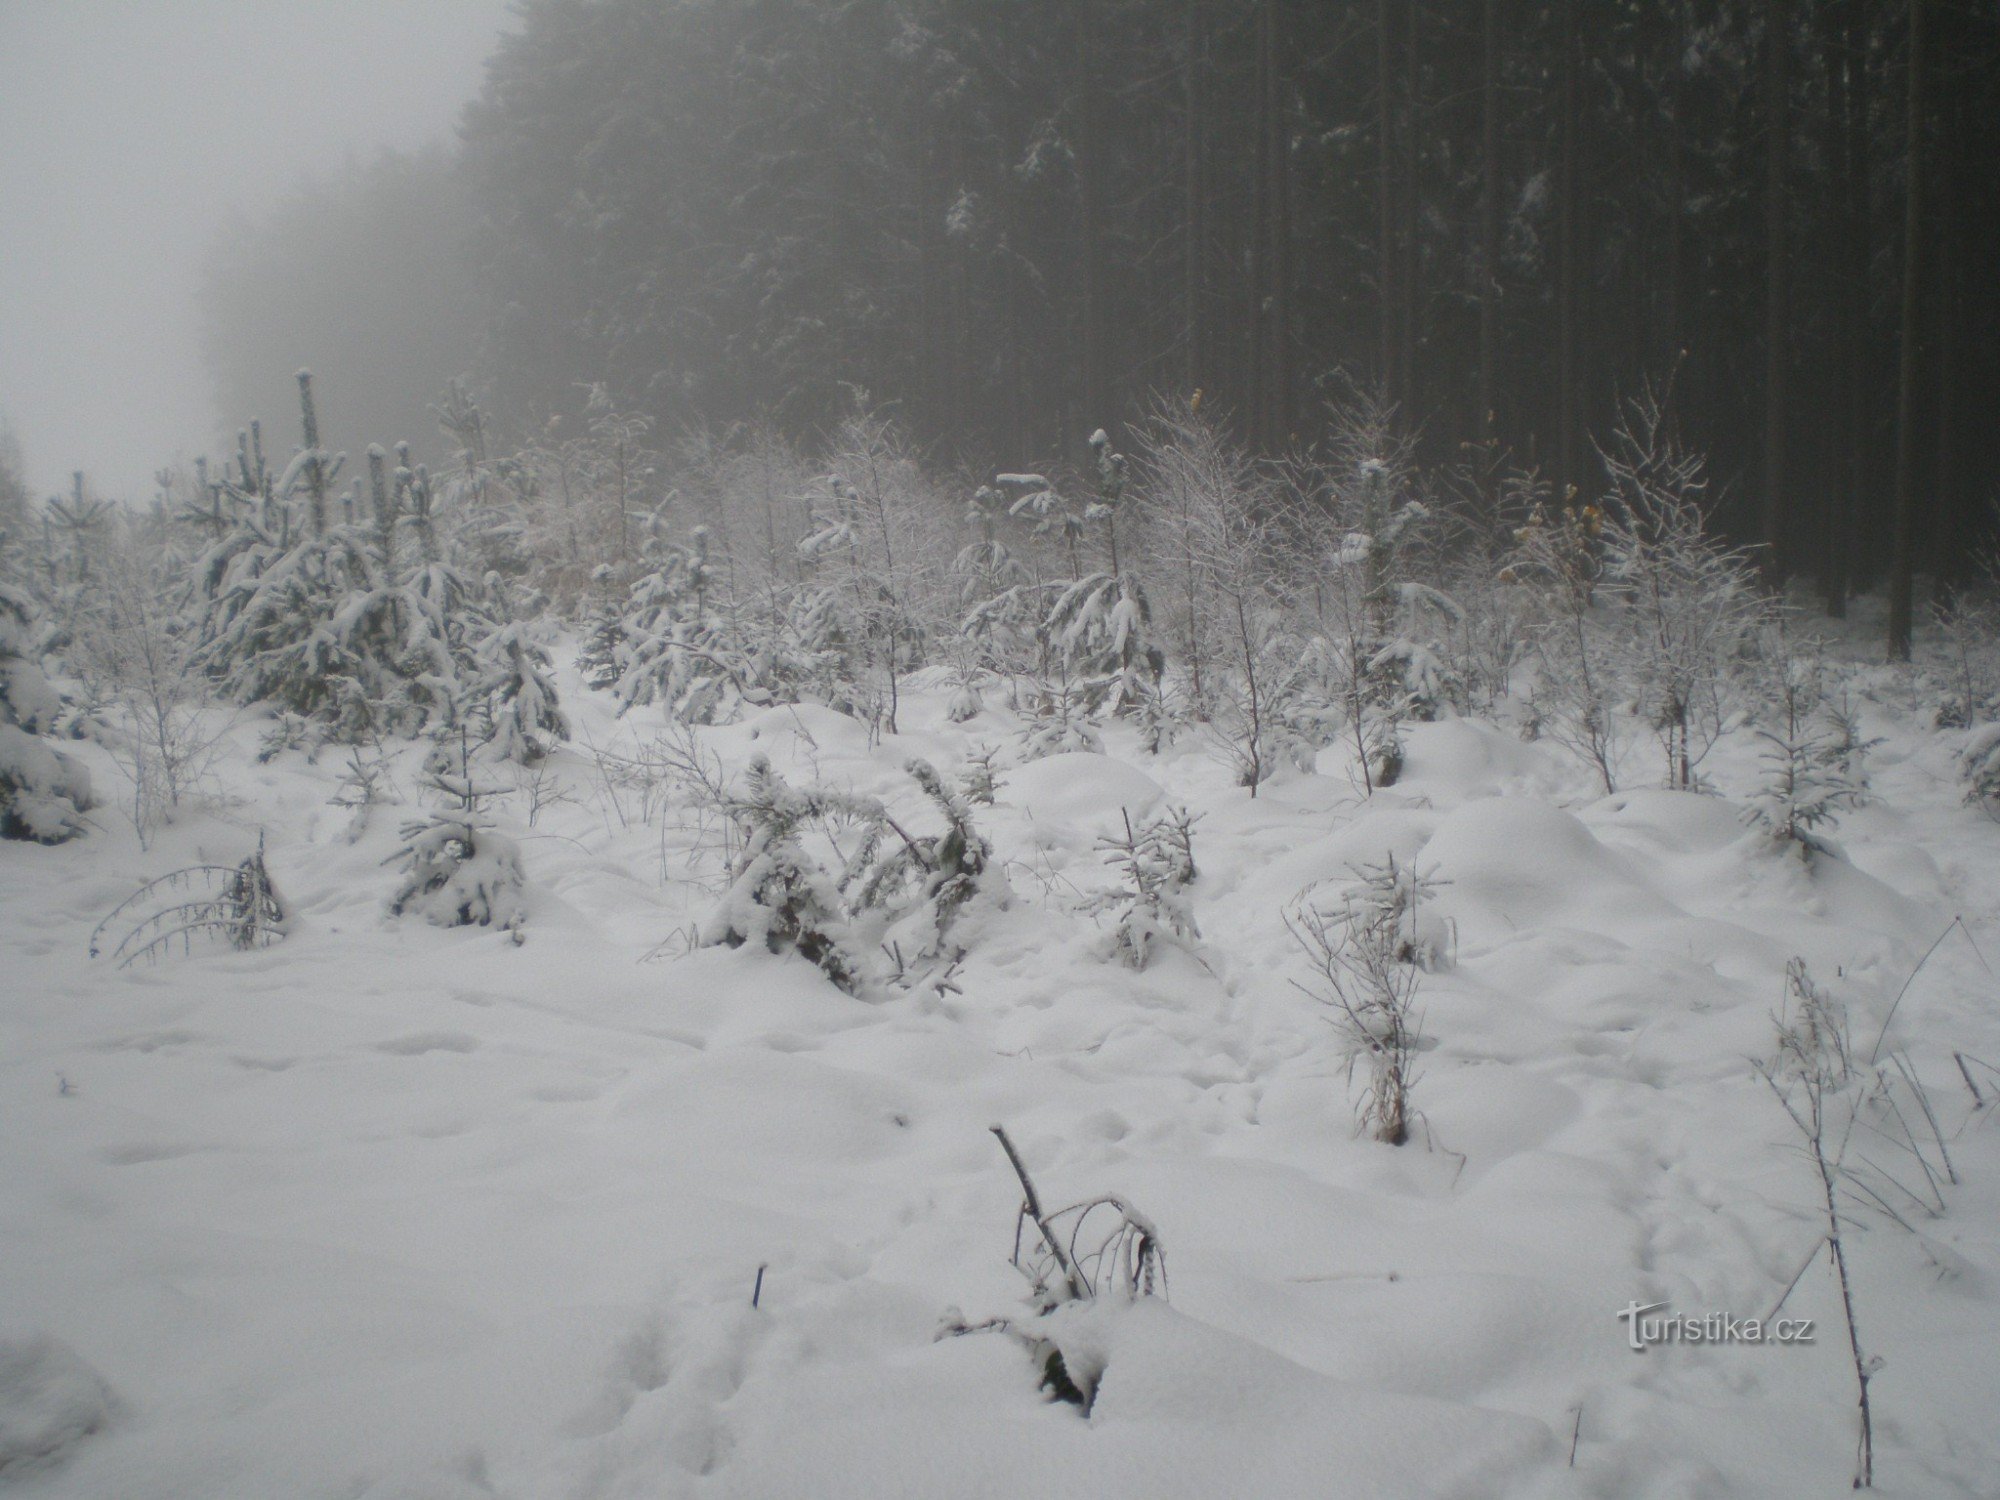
[1182,0,1208,393]
[1377,0,1397,406]
[1930,28,1961,591]
[1073,5,1112,433]
[1476,0,1502,478]
[1823,0,1859,617]
[1887,0,1925,662]
[1763,0,1791,574]
[1557,0,1580,501]
[1250,0,1292,447]
[1399,0,1421,429]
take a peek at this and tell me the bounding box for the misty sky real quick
[0,0,516,501]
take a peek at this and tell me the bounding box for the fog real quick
[0,0,513,502]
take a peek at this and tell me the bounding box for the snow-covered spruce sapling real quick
[701,754,867,994]
[474,620,569,764]
[0,583,95,843]
[1086,808,1200,970]
[255,711,319,764]
[1747,650,1863,859]
[328,738,396,843]
[1144,405,1291,788]
[1929,589,1998,730]
[952,479,1038,687]
[1331,854,1449,971]
[1960,723,2000,819]
[896,758,995,952]
[1014,669,1104,761]
[841,757,1004,970]
[1037,430,1167,725]
[957,744,1000,806]
[587,526,757,724]
[1286,880,1429,1146]
[387,727,528,941]
[88,840,288,967]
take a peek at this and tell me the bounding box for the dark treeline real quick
[206,0,2000,620]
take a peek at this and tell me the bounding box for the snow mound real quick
[0,1336,114,1476]
[1584,788,1756,855]
[724,1299,1552,1498]
[1002,753,1162,832]
[1392,717,1567,802]
[0,724,95,844]
[1251,806,1441,906]
[736,702,875,757]
[1419,797,1677,943]
[1082,1300,1551,1490]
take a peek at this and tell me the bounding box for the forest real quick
[4,2,2000,1496]
[191,0,2000,658]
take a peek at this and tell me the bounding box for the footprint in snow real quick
[91,1030,204,1054]
[529,1081,602,1103]
[759,1032,822,1055]
[230,1054,298,1072]
[373,1032,482,1056]
[98,1142,211,1166]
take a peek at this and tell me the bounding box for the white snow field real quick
[5,660,2000,1498]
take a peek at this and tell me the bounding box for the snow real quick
[1002,751,1162,833]
[4,657,2000,1496]
[0,1338,115,1479]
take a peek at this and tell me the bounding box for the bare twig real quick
[991,1125,1086,1302]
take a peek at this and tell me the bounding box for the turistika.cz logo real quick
[1616,1301,1815,1352]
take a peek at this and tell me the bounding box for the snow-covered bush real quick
[899,759,994,946]
[511,383,663,611]
[794,409,941,734]
[1287,878,1428,1146]
[329,741,396,843]
[954,479,1039,684]
[1512,499,1622,791]
[702,752,1006,991]
[1136,403,1288,786]
[1593,387,1767,790]
[69,530,227,844]
[846,758,1002,961]
[1265,414,1451,795]
[939,1127,1168,1413]
[0,584,94,843]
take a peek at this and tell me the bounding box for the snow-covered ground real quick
[5,652,2000,1498]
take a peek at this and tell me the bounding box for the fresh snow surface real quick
[5,661,2000,1497]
